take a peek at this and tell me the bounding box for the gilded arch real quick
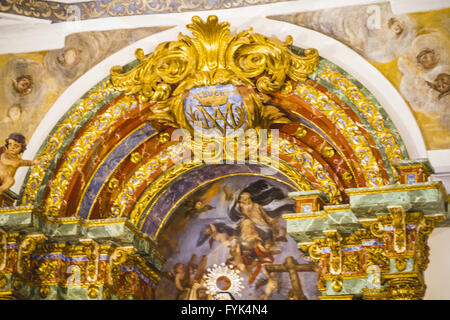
[0,15,445,300]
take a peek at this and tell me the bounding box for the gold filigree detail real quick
[365,247,389,267]
[278,138,340,203]
[110,142,192,219]
[22,81,115,205]
[0,0,70,20]
[45,94,137,216]
[294,81,384,187]
[342,253,360,273]
[36,260,58,280]
[107,178,120,191]
[17,234,46,276]
[385,273,425,300]
[159,133,171,144]
[318,66,403,179]
[130,152,143,164]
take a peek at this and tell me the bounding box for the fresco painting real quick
[272,4,450,149]
[155,175,320,300]
[0,26,170,145]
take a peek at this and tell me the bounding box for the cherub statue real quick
[0,133,38,194]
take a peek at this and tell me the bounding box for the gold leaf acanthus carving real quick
[111,15,318,102]
[110,16,319,133]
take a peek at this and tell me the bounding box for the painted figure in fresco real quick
[232,184,289,243]
[198,223,238,248]
[387,17,405,39]
[12,75,33,96]
[0,133,38,194]
[173,255,207,300]
[57,47,82,67]
[174,262,191,300]
[256,271,281,300]
[416,49,440,71]
[225,180,294,283]
[426,73,450,99]
[1,104,23,125]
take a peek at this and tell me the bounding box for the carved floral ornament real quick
[110,15,319,135]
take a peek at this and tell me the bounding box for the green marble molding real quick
[0,209,164,271]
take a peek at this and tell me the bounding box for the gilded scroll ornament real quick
[388,206,407,253]
[17,234,46,276]
[111,16,318,134]
[111,15,318,100]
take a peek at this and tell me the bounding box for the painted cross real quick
[264,256,315,300]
